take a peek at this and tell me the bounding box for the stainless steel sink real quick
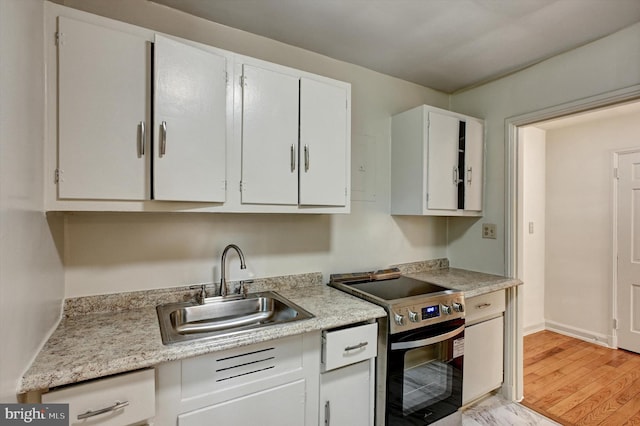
[156,291,314,344]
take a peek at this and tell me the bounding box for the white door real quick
[178,380,306,426]
[241,65,299,205]
[299,78,348,206]
[427,111,459,210]
[616,150,640,353]
[57,16,150,200]
[320,361,372,426]
[154,35,227,202]
[464,119,484,211]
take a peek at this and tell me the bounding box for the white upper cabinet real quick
[299,78,349,206]
[240,62,350,210]
[57,16,151,200]
[153,35,227,202]
[56,17,228,204]
[426,111,460,210]
[240,64,300,205]
[391,104,484,216]
[46,4,351,213]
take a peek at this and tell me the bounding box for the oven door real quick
[387,318,464,425]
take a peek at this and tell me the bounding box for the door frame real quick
[612,147,640,350]
[504,84,640,401]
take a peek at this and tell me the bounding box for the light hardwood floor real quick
[522,330,640,425]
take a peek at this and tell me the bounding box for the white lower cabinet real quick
[41,369,155,426]
[320,361,372,426]
[155,333,320,426]
[178,380,306,426]
[462,290,506,405]
[320,323,377,426]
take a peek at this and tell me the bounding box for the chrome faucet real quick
[220,244,246,297]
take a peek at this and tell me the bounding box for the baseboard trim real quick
[523,322,545,336]
[545,320,611,348]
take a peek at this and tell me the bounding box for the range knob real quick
[441,304,452,315]
[408,310,420,323]
[453,302,464,312]
[394,312,405,326]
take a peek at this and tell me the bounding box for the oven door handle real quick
[391,325,464,351]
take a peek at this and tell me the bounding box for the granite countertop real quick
[19,274,386,394]
[20,260,521,395]
[396,262,522,298]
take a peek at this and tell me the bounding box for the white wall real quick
[519,127,546,334]
[543,110,640,343]
[54,0,451,297]
[449,22,640,275]
[0,0,65,401]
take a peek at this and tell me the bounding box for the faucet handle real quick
[199,284,207,304]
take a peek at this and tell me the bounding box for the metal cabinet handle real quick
[476,303,492,309]
[139,121,145,156]
[344,341,368,351]
[77,400,129,420]
[304,145,310,172]
[160,121,167,156]
[453,166,459,185]
[290,144,296,172]
[324,400,330,426]
[467,166,473,184]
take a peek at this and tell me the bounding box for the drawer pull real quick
[77,400,129,420]
[344,342,368,352]
[476,303,492,309]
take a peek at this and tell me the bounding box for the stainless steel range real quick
[330,269,465,426]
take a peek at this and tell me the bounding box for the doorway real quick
[517,101,640,347]
[506,91,640,403]
[507,95,640,406]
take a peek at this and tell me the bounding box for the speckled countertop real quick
[20,261,521,394]
[393,259,522,298]
[19,273,386,394]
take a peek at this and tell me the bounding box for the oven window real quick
[402,343,453,415]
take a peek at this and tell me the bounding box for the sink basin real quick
[156,291,314,344]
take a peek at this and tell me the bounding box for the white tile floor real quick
[462,395,560,426]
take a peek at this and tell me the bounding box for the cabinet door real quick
[57,16,150,200]
[154,35,227,202]
[241,65,299,205]
[464,119,483,211]
[427,111,459,210]
[299,78,348,206]
[178,380,306,426]
[320,361,372,426]
[462,316,504,404]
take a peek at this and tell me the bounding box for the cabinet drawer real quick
[41,369,155,426]
[322,323,377,371]
[465,290,505,324]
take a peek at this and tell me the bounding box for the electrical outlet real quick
[482,223,497,239]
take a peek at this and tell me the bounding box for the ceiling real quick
[149,0,640,93]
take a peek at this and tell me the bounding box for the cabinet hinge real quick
[225,71,229,84]
[54,168,61,184]
[240,75,246,87]
[613,318,618,330]
[614,167,619,179]
[55,31,63,46]
[239,181,243,192]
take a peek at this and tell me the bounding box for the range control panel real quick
[390,294,465,333]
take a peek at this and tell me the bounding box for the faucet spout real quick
[220,244,247,297]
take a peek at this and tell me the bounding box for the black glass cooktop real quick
[346,276,451,301]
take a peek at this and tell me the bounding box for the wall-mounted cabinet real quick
[391,105,484,216]
[56,18,227,203]
[240,64,349,208]
[45,3,351,214]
